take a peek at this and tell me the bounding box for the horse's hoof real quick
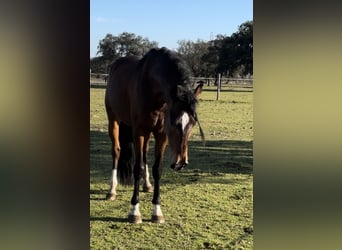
[128,215,142,224]
[151,215,165,223]
[170,162,187,171]
[106,193,116,201]
[143,185,153,193]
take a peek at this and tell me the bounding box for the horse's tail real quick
[117,123,135,186]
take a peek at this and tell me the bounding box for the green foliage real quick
[90,32,158,73]
[177,39,210,77]
[177,21,253,78]
[90,86,253,249]
[90,20,253,78]
[218,21,253,77]
[90,56,107,74]
[97,32,158,60]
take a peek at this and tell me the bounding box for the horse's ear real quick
[194,83,203,98]
[171,85,184,99]
[177,85,185,96]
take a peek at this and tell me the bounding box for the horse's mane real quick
[110,56,140,72]
[138,47,192,85]
[138,47,196,109]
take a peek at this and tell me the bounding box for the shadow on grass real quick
[90,216,160,224]
[90,85,106,89]
[90,189,104,195]
[89,188,133,201]
[90,197,107,201]
[189,140,253,174]
[91,130,253,186]
[90,216,128,223]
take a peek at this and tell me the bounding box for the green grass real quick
[90,86,253,249]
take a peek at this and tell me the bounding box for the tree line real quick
[90,20,252,78]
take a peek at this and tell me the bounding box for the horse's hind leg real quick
[142,165,153,192]
[106,118,120,201]
[128,134,145,223]
[142,134,153,193]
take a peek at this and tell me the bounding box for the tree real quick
[218,21,253,77]
[177,20,253,79]
[91,32,158,73]
[201,35,226,77]
[177,39,210,77]
[90,21,253,76]
[97,32,158,61]
[90,56,107,73]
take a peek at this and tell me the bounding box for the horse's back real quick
[105,56,140,124]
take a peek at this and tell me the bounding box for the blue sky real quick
[90,0,253,58]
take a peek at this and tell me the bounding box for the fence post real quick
[216,73,221,100]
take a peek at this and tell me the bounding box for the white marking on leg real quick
[129,203,141,216]
[177,112,190,132]
[108,168,117,195]
[144,164,152,188]
[152,204,163,217]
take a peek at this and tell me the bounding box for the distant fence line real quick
[189,76,253,88]
[90,73,253,89]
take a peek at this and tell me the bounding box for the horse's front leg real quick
[128,135,145,224]
[151,131,167,223]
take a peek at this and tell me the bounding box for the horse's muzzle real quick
[170,162,188,171]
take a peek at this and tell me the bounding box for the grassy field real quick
[90,86,253,249]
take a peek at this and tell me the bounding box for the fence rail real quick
[90,73,253,89]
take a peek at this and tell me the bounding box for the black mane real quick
[158,47,192,86]
[138,47,192,86]
[137,47,197,115]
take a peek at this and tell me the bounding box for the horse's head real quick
[165,83,204,171]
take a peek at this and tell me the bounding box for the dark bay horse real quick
[105,47,204,223]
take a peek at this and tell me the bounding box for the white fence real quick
[189,76,253,88]
[90,73,253,89]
